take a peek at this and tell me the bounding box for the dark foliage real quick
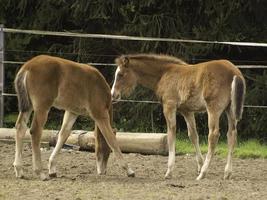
[0,0,266,142]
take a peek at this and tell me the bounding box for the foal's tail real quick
[230,75,246,121]
[14,70,31,112]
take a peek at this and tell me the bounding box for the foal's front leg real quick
[48,111,77,177]
[94,124,112,175]
[163,102,177,179]
[94,115,135,177]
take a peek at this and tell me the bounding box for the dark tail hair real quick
[231,75,246,121]
[14,70,31,112]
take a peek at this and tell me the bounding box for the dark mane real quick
[116,54,187,65]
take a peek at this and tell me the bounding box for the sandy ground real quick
[0,142,266,200]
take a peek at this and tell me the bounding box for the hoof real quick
[127,172,135,178]
[97,171,106,176]
[14,165,24,179]
[224,172,232,180]
[16,174,25,179]
[127,169,135,177]
[40,173,49,181]
[196,172,206,180]
[49,173,57,178]
[164,174,172,179]
[164,170,172,179]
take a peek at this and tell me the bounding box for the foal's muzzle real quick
[111,92,121,101]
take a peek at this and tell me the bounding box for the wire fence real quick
[1,27,267,130]
[1,61,267,108]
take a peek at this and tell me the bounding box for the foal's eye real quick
[117,73,124,79]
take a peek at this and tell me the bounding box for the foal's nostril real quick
[111,92,121,101]
[111,93,118,101]
[111,93,116,101]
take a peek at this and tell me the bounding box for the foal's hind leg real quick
[224,110,237,180]
[197,109,222,180]
[182,112,204,174]
[93,112,135,177]
[48,111,77,177]
[13,111,32,178]
[163,102,177,179]
[30,109,49,180]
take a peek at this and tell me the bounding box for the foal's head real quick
[111,56,137,100]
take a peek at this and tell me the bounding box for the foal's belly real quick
[178,94,206,112]
[53,96,89,116]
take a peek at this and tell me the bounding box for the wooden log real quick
[0,128,168,155]
[0,128,58,141]
[115,132,168,155]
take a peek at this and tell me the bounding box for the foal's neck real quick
[131,60,168,91]
[137,73,161,91]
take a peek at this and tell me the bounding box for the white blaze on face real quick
[111,66,121,96]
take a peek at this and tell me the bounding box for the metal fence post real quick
[0,24,4,127]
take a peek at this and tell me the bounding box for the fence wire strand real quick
[2,60,267,69]
[4,28,267,47]
[1,92,266,108]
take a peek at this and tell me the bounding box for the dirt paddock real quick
[0,142,266,200]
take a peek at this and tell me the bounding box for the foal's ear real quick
[115,56,129,67]
[121,56,129,67]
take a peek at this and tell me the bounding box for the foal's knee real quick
[208,129,220,146]
[188,128,198,142]
[15,118,27,133]
[227,125,237,137]
[29,127,38,135]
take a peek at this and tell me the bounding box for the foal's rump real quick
[201,60,245,118]
[15,55,112,114]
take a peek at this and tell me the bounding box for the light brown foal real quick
[111,54,245,180]
[14,55,134,180]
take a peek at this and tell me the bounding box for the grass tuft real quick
[176,139,267,159]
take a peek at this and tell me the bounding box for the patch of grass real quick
[3,113,18,127]
[4,113,18,123]
[235,140,267,159]
[175,139,195,155]
[176,139,267,159]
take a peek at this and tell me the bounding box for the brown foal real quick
[14,55,134,180]
[111,54,245,180]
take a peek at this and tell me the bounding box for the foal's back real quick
[158,59,244,112]
[195,60,244,101]
[19,55,111,115]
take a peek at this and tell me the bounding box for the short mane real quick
[121,54,187,65]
